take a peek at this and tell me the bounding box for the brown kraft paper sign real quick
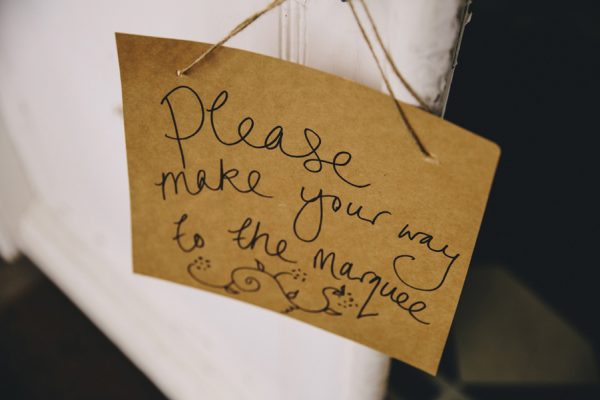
[116,33,500,375]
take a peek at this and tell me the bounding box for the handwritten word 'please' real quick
[160,85,370,189]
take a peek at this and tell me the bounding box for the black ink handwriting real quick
[161,86,204,169]
[187,258,344,316]
[155,158,271,200]
[393,224,460,292]
[313,248,428,324]
[228,217,297,264]
[173,213,205,253]
[159,85,370,189]
[293,186,391,242]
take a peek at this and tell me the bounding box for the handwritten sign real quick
[116,33,499,375]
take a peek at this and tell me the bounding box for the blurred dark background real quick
[447,0,599,350]
[1,0,599,399]
[0,257,166,400]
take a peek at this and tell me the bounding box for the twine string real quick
[346,0,432,158]
[176,0,433,159]
[356,0,431,112]
[177,0,286,76]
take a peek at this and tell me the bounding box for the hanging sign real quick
[116,33,500,375]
